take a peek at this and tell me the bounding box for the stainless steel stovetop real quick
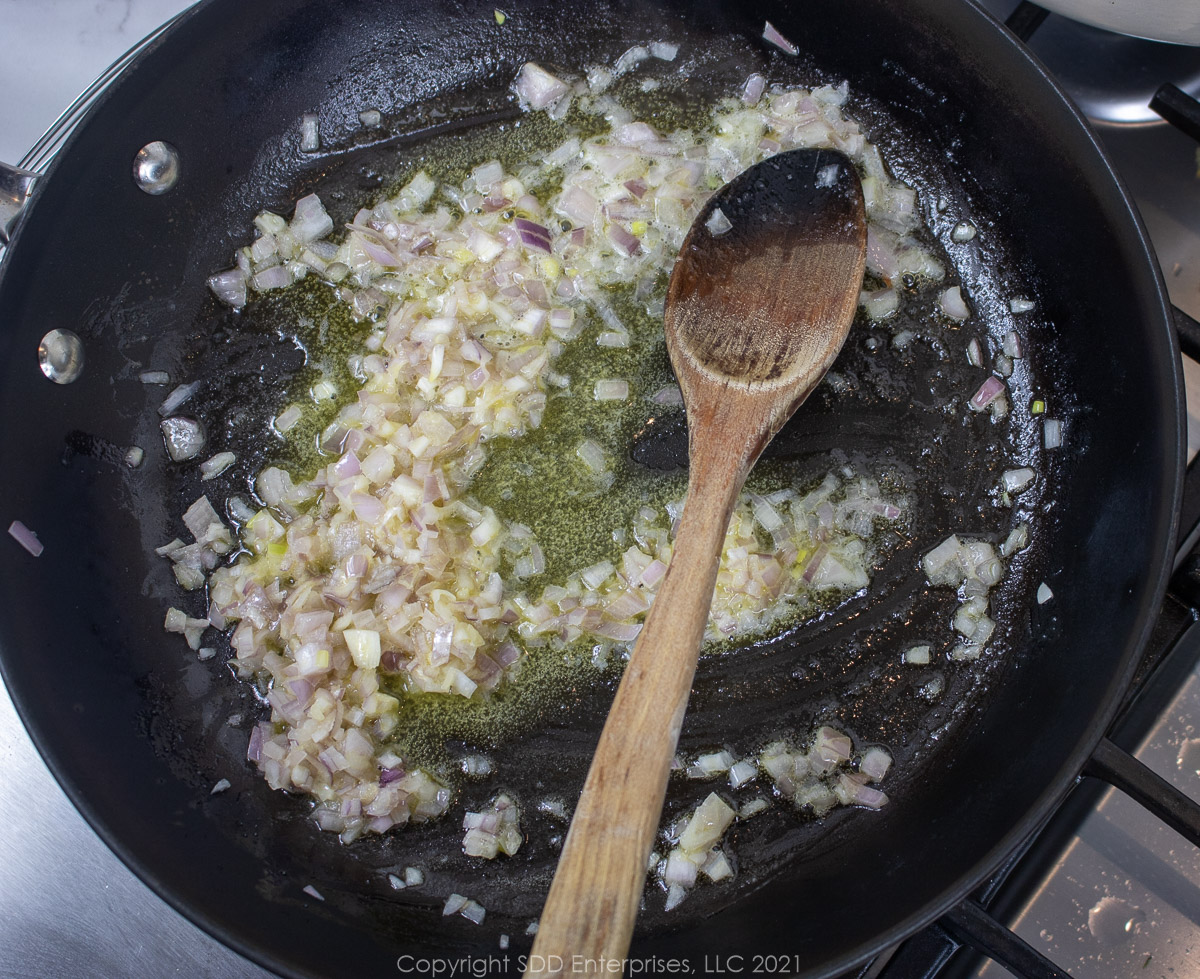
[1,3,1199,977]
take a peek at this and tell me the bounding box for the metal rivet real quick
[38,329,84,384]
[132,140,180,195]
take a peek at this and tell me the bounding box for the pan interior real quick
[0,0,1179,976]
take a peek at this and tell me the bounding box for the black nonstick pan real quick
[0,0,1183,976]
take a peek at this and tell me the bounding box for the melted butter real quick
[252,277,369,476]
[470,285,679,579]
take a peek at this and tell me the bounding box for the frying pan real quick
[0,0,1183,976]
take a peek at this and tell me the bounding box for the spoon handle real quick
[526,429,750,977]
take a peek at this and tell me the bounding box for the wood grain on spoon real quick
[525,149,867,977]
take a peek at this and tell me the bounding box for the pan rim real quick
[0,0,1186,975]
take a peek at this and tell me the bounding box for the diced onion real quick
[650,385,683,405]
[256,466,296,506]
[158,381,201,417]
[1044,418,1062,449]
[837,773,888,810]
[160,417,205,461]
[200,452,236,480]
[581,560,615,591]
[597,330,629,348]
[576,439,607,473]
[614,45,650,75]
[695,750,735,774]
[859,748,892,781]
[252,265,292,291]
[742,73,767,107]
[514,63,569,109]
[300,114,320,153]
[291,194,334,243]
[740,798,770,818]
[816,164,839,188]
[938,285,970,321]
[861,287,898,321]
[208,268,247,308]
[678,793,735,852]
[664,884,687,911]
[706,206,733,236]
[1001,467,1035,494]
[762,20,799,55]
[607,223,640,256]
[728,760,757,788]
[593,379,629,401]
[966,339,982,367]
[1002,330,1023,359]
[969,376,1006,411]
[8,520,43,557]
[274,404,303,433]
[1000,522,1029,558]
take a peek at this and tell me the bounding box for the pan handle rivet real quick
[38,329,84,384]
[132,141,180,195]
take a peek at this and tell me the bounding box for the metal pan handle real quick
[0,163,36,245]
[0,8,189,254]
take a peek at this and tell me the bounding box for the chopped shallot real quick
[904,645,931,665]
[1044,418,1063,449]
[969,376,1006,411]
[200,452,236,480]
[299,114,319,153]
[938,285,970,321]
[514,63,569,109]
[762,20,798,55]
[1001,467,1035,494]
[8,520,42,557]
[706,207,733,236]
[161,417,205,461]
[742,73,767,107]
[158,381,200,416]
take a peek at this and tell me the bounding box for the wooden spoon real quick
[525,148,867,976]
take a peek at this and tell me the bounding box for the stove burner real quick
[1020,14,1200,123]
